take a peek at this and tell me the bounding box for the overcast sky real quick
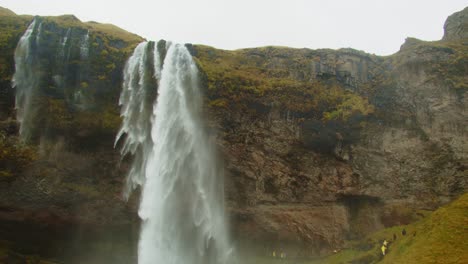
[0,0,466,55]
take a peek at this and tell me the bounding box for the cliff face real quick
[0,6,466,260]
[0,9,143,263]
[191,7,467,253]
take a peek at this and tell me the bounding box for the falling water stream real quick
[12,18,40,141]
[13,18,94,141]
[116,41,232,264]
[80,30,90,60]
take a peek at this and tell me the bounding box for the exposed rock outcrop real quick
[443,7,468,41]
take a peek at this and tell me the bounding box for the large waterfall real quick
[116,41,232,264]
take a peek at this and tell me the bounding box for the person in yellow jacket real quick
[381,240,389,256]
[381,244,387,256]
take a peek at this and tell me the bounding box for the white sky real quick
[0,0,466,55]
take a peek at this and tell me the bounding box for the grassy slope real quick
[312,193,468,264]
[0,9,32,81]
[380,193,468,264]
[239,194,467,263]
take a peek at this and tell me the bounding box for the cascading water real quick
[116,42,156,198]
[116,41,232,264]
[35,21,43,44]
[59,28,71,60]
[13,18,95,140]
[12,18,40,141]
[80,30,90,60]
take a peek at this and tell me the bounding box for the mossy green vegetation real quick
[30,97,122,148]
[0,12,31,79]
[193,45,378,153]
[85,22,143,51]
[0,131,37,180]
[41,16,143,52]
[0,7,16,16]
[309,193,468,264]
[193,45,376,122]
[0,10,32,80]
[0,11,32,115]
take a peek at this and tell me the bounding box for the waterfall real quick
[115,42,156,198]
[12,18,40,141]
[35,21,42,44]
[13,19,96,140]
[80,30,90,60]
[116,42,232,264]
[59,28,71,60]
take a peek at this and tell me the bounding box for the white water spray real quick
[117,42,232,264]
[116,42,156,198]
[35,22,42,44]
[59,28,71,60]
[80,30,90,60]
[12,18,39,141]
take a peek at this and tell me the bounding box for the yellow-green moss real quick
[85,22,143,51]
[0,131,37,179]
[194,45,376,121]
[42,15,145,51]
[0,13,32,80]
[380,193,468,264]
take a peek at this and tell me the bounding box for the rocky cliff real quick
[190,8,467,253]
[0,6,466,262]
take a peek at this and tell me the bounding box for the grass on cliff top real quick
[193,45,376,120]
[5,12,143,53]
[0,7,16,16]
[41,16,143,50]
[0,10,33,80]
[85,22,144,45]
[311,193,468,264]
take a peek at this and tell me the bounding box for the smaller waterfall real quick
[13,19,98,141]
[59,28,71,60]
[12,18,39,141]
[35,22,42,44]
[80,30,90,60]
